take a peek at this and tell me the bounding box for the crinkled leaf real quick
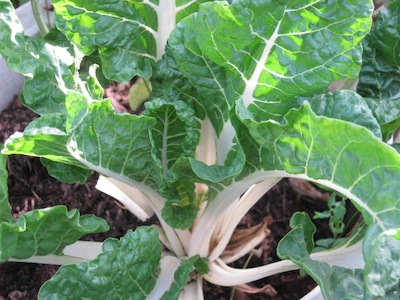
[357,33,400,100]
[363,97,400,141]
[142,98,199,177]
[298,90,382,139]
[163,0,373,137]
[363,225,400,297]
[0,1,103,116]
[160,20,235,136]
[68,100,163,191]
[0,206,109,262]
[3,108,92,186]
[0,146,13,223]
[39,227,204,300]
[0,0,75,114]
[39,227,161,299]
[237,102,400,232]
[357,0,400,140]
[52,0,211,82]
[374,0,400,66]
[139,97,205,228]
[152,53,207,122]
[162,201,199,230]
[2,96,167,222]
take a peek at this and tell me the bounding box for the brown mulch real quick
[0,96,341,299]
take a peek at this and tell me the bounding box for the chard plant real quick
[0,0,400,299]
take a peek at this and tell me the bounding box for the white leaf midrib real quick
[242,19,283,107]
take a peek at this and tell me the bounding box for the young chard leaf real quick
[0,206,109,262]
[289,212,316,254]
[142,98,200,178]
[38,227,205,300]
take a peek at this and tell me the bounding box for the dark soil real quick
[0,97,344,299]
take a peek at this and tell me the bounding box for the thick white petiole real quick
[189,172,285,257]
[204,240,364,287]
[180,277,204,300]
[205,258,298,286]
[146,255,182,300]
[96,175,154,221]
[208,178,281,262]
[9,255,85,265]
[9,240,104,265]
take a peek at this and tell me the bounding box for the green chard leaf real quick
[2,110,93,184]
[363,225,400,297]
[298,90,382,140]
[4,113,73,162]
[231,100,400,297]
[52,0,212,82]
[161,0,373,135]
[0,0,75,114]
[142,98,200,178]
[67,99,164,192]
[357,0,400,140]
[39,227,206,300]
[157,0,384,233]
[40,158,91,184]
[237,102,400,232]
[156,16,237,136]
[0,206,109,262]
[162,200,200,230]
[153,0,376,204]
[0,0,105,118]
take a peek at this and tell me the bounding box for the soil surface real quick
[0,96,347,299]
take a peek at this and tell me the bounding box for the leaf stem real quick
[229,252,254,300]
[30,0,49,36]
[208,178,281,262]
